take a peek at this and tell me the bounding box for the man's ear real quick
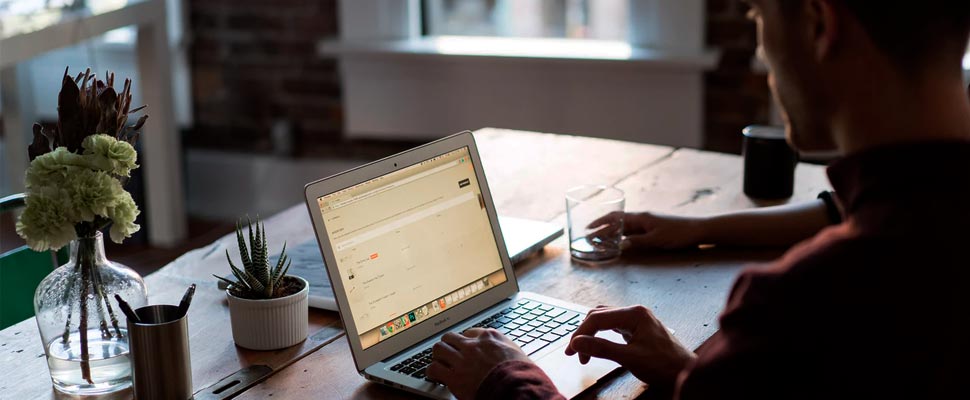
[808,0,839,61]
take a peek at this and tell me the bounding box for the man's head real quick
[745,0,970,152]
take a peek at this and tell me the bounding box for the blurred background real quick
[2,0,969,273]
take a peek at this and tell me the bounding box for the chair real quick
[0,193,69,329]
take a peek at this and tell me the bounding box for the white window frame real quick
[324,0,718,148]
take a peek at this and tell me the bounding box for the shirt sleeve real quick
[476,360,566,400]
[674,268,800,400]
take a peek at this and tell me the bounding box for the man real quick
[426,0,970,398]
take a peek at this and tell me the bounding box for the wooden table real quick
[0,128,831,399]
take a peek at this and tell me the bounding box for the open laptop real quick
[217,217,561,311]
[304,131,620,398]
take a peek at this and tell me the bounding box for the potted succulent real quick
[215,218,308,350]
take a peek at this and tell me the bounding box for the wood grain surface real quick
[0,128,831,399]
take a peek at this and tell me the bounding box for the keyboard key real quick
[552,327,574,336]
[527,331,544,339]
[507,312,523,319]
[538,305,554,312]
[527,320,543,328]
[500,307,514,315]
[536,316,552,323]
[520,313,537,321]
[497,317,513,324]
[536,326,552,334]
[505,323,521,330]
[519,324,536,333]
[540,333,561,342]
[529,309,545,316]
[488,322,503,329]
[509,329,526,338]
[513,317,531,325]
[546,309,566,318]
[543,321,562,329]
[522,302,541,310]
[521,340,550,355]
[498,327,512,335]
[554,312,579,324]
[390,364,402,371]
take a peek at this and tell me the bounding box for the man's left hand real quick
[427,328,532,399]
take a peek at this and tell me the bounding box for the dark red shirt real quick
[477,141,970,399]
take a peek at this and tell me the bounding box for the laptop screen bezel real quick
[303,131,519,371]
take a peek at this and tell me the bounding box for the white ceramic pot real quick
[226,276,309,350]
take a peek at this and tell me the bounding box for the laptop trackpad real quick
[534,331,623,399]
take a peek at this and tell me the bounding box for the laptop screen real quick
[315,146,509,349]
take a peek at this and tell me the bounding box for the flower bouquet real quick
[17,67,150,395]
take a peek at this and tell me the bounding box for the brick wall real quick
[186,0,342,154]
[704,0,773,153]
[182,0,772,155]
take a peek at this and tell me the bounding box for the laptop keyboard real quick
[388,299,583,385]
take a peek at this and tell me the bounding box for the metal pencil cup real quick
[127,305,193,400]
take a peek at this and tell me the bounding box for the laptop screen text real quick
[317,147,508,349]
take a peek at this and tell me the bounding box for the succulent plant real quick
[215,218,295,299]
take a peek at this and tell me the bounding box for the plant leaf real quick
[213,274,238,288]
[28,123,51,161]
[235,221,252,273]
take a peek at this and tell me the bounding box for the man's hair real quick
[782,1,970,72]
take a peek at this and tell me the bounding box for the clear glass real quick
[425,0,628,40]
[566,185,624,262]
[33,232,148,396]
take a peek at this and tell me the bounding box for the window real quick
[964,45,970,70]
[424,0,628,41]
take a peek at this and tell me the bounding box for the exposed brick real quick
[186,0,342,152]
[704,0,772,153]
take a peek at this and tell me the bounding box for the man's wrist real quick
[690,216,715,246]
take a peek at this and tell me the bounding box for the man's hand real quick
[589,212,707,250]
[565,305,697,387]
[427,328,532,399]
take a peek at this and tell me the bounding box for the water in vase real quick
[46,328,132,394]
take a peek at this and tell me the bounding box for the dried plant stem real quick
[94,270,123,338]
[60,277,76,345]
[77,248,93,384]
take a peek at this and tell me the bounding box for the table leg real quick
[136,4,187,247]
[1,64,35,195]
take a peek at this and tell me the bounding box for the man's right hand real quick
[589,212,707,250]
[565,305,697,387]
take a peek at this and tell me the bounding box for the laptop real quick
[304,131,621,398]
[218,217,561,311]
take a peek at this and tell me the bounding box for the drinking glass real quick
[565,185,625,262]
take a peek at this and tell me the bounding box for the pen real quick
[114,294,140,324]
[178,284,196,318]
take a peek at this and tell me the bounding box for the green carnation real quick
[106,191,140,243]
[15,187,78,251]
[82,134,138,177]
[68,169,126,222]
[26,147,92,186]
[19,140,142,250]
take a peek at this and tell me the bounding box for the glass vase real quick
[33,232,148,396]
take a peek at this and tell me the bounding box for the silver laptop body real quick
[304,131,619,399]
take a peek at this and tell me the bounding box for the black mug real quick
[742,125,798,199]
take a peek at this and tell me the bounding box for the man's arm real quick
[696,198,833,247]
[593,198,835,250]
